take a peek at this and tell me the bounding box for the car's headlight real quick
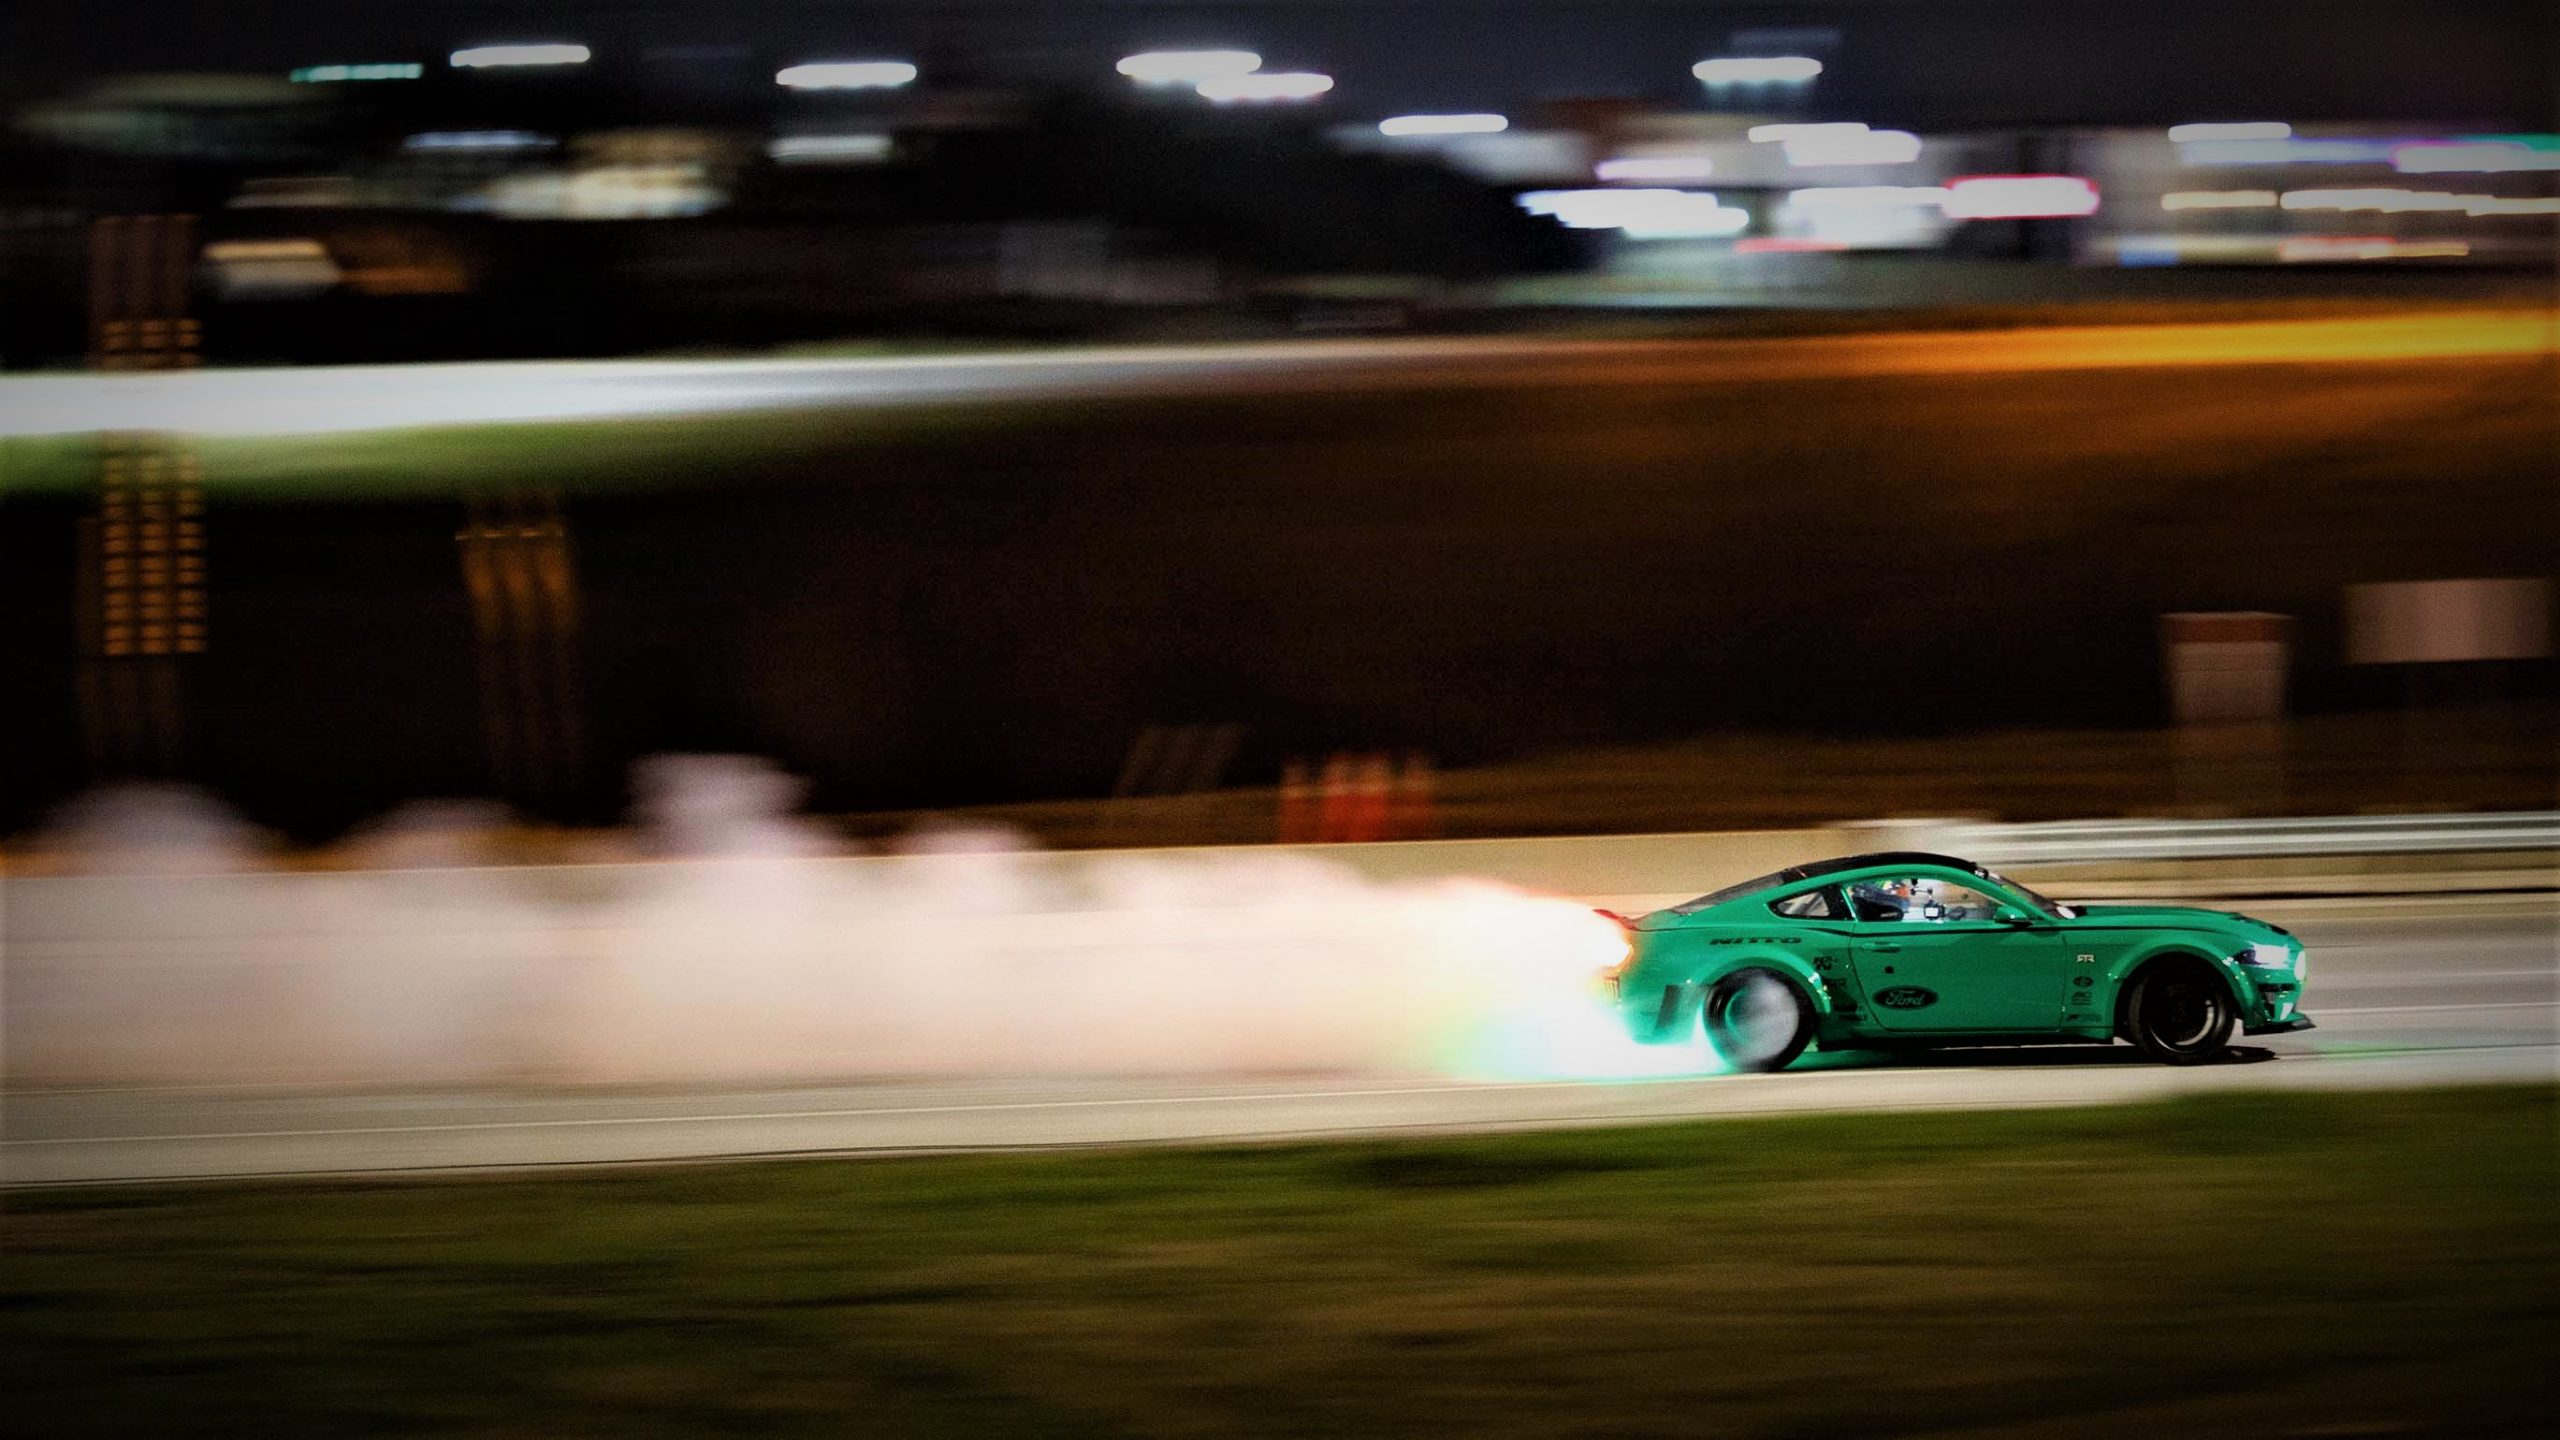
[2242,942,2295,972]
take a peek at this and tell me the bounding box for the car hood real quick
[2068,904,2289,942]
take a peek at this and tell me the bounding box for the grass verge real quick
[5,1086,2553,1437]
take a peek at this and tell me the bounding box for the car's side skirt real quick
[1815,1027,2118,1050]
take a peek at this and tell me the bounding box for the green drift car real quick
[1602,851,2313,1071]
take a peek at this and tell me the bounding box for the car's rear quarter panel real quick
[1621,923,1854,1043]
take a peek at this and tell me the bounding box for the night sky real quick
[9,1,2554,129]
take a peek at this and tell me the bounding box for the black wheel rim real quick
[2146,979,2221,1050]
[1709,974,1799,1065]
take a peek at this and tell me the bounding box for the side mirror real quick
[1993,906,2036,927]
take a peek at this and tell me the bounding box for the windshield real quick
[1983,868,2079,919]
[1671,870,1793,913]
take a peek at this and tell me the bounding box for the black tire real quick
[1702,968,1815,1073]
[2125,961,2237,1065]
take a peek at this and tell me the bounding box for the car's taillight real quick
[1592,910,1636,980]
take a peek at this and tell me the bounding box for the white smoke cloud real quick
[6,768,1698,1090]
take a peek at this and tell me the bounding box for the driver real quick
[1848,882,1906,922]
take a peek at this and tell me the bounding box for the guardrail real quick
[1939,812,2560,865]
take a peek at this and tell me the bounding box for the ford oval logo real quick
[1874,986,1938,1010]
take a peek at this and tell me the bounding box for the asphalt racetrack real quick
[0,309,2546,439]
[6,895,2549,1187]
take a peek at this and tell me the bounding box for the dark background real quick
[9,346,2553,839]
[8,2,2553,129]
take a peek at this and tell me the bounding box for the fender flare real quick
[2111,946,2247,1040]
[1694,953,1834,1019]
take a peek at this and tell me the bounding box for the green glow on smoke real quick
[1456,992,1729,1082]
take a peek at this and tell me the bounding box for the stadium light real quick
[1116,50,1262,85]
[1692,56,1822,85]
[450,44,590,69]
[1196,71,1333,103]
[775,61,918,90]
[1378,113,1508,137]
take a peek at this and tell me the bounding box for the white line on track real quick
[9,1077,1695,1146]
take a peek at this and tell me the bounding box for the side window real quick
[1847,876,2005,924]
[1768,887,1844,920]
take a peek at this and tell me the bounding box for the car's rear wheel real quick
[1702,968,1814,1073]
[2126,961,2236,1064]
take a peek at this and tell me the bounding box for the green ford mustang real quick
[1601,851,2313,1071]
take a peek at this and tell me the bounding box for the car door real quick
[1844,871,2069,1032]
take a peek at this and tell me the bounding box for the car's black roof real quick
[1783,852,1986,882]
[1668,851,1997,914]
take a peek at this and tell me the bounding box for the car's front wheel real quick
[1702,968,1814,1073]
[2125,961,2237,1064]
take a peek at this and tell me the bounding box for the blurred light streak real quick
[2179,137,2402,165]
[1734,237,1847,253]
[450,44,590,69]
[1787,185,1949,209]
[1378,113,1508,137]
[1747,121,1870,143]
[1517,188,1750,237]
[1692,56,1822,84]
[2281,187,2478,213]
[1783,129,1921,167]
[1595,155,1714,182]
[1196,72,1334,102]
[481,166,725,219]
[2393,141,2560,174]
[775,61,918,90]
[1116,49,1263,84]
[2278,237,2471,262]
[2167,121,2292,142]
[290,63,422,83]
[1779,186,1950,248]
[2160,189,2280,209]
[2103,235,2281,266]
[2467,196,2560,215]
[1942,175,2101,219]
[10,316,2553,440]
[769,134,894,164]
[404,130,553,151]
[202,239,340,299]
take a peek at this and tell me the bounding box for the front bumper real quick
[2243,1014,2317,1036]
